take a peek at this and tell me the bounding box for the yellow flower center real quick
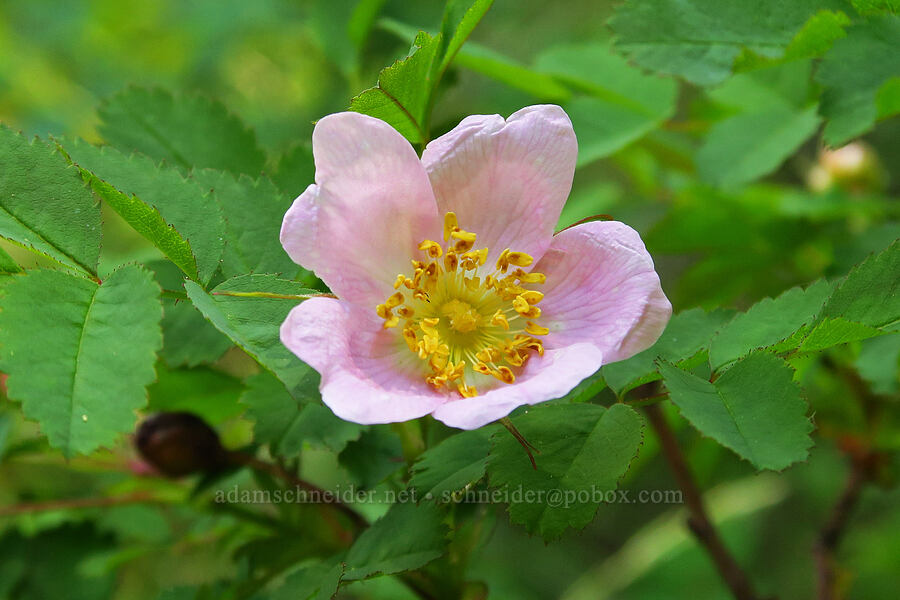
[376,212,548,398]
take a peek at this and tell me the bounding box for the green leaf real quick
[353,2,494,144]
[535,42,678,166]
[696,105,820,187]
[0,126,100,275]
[268,561,344,600]
[707,60,814,112]
[343,502,448,580]
[852,0,900,15]
[856,333,900,395]
[97,86,266,176]
[709,279,835,369]
[817,16,900,145]
[379,19,570,102]
[487,403,644,540]
[350,31,441,144]
[241,372,362,456]
[147,364,245,426]
[183,275,320,397]
[609,0,845,86]
[817,239,899,329]
[191,169,300,278]
[603,308,735,396]
[409,428,495,502]
[659,353,813,470]
[0,245,22,275]
[271,143,315,197]
[437,0,495,75]
[161,299,234,368]
[65,139,225,284]
[339,427,404,489]
[0,266,162,456]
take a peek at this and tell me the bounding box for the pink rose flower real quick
[280,105,671,429]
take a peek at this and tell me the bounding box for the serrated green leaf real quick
[708,60,813,111]
[710,279,835,369]
[535,42,677,166]
[0,245,22,274]
[79,168,200,281]
[609,0,845,86]
[0,126,100,275]
[98,86,266,176]
[241,372,361,456]
[65,139,225,284]
[659,353,813,471]
[697,105,820,187]
[0,266,162,456]
[782,9,851,60]
[409,428,495,502]
[379,18,570,102]
[147,364,245,425]
[817,16,900,145]
[191,169,300,278]
[800,317,883,351]
[160,299,234,368]
[268,561,343,600]
[183,275,320,397]
[343,502,448,580]
[818,239,899,328]
[603,308,735,396]
[339,427,404,490]
[271,143,315,197]
[487,403,643,540]
[437,0,494,75]
[350,31,441,144]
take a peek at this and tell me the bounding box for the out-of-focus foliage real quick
[0,0,898,599]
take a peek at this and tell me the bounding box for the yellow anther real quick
[397,306,415,319]
[474,362,492,375]
[418,240,443,258]
[496,248,511,273]
[503,348,526,366]
[525,321,550,336]
[464,276,481,291]
[411,259,425,270]
[520,290,544,304]
[402,327,418,352]
[386,291,404,308]
[514,269,546,284]
[383,314,400,329]
[376,303,391,319]
[444,251,459,272]
[462,248,488,267]
[429,352,449,371]
[493,366,515,384]
[413,290,429,302]
[394,274,406,289]
[442,299,480,333]
[476,347,501,363]
[490,309,510,330]
[457,383,478,398]
[512,295,530,313]
[451,229,476,244]
[443,212,459,242]
[506,251,533,267]
[421,317,440,332]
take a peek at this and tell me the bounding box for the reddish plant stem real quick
[813,449,877,600]
[644,403,760,600]
[0,491,160,516]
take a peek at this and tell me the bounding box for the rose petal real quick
[280,297,447,424]
[422,105,577,266]
[535,220,672,363]
[430,343,604,430]
[280,112,441,307]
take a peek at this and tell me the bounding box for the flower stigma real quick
[376,212,549,398]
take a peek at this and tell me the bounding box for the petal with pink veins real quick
[280,297,448,425]
[422,105,577,266]
[280,112,441,308]
[535,220,672,364]
[430,343,604,430]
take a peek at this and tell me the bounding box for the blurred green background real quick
[1,1,898,599]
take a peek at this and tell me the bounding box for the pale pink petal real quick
[535,221,672,363]
[430,343,604,430]
[280,297,447,424]
[280,112,441,307]
[421,105,577,266]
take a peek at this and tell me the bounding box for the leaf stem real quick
[644,403,761,600]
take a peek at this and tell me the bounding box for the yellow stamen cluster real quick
[376,212,548,397]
